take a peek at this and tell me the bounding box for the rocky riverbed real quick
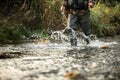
[0,35,120,80]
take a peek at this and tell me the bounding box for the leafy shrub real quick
[0,26,23,44]
[90,3,120,36]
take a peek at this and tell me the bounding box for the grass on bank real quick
[90,3,120,37]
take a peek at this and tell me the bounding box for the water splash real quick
[0,38,117,53]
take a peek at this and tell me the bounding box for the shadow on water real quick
[66,45,103,59]
[0,52,24,59]
[39,69,59,75]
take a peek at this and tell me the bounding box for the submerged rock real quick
[0,52,23,59]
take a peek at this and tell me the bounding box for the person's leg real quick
[68,14,78,46]
[69,14,78,31]
[78,11,91,44]
[79,12,91,36]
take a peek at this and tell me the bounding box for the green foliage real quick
[90,3,120,36]
[37,0,64,30]
[32,28,50,39]
[0,26,23,44]
[0,0,120,44]
[97,0,119,7]
[0,32,8,43]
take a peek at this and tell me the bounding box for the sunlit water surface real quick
[0,39,117,52]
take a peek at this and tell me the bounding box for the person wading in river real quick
[61,0,96,44]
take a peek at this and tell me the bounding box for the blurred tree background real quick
[0,0,120,44]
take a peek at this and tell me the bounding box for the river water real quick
[0,36,120,80]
